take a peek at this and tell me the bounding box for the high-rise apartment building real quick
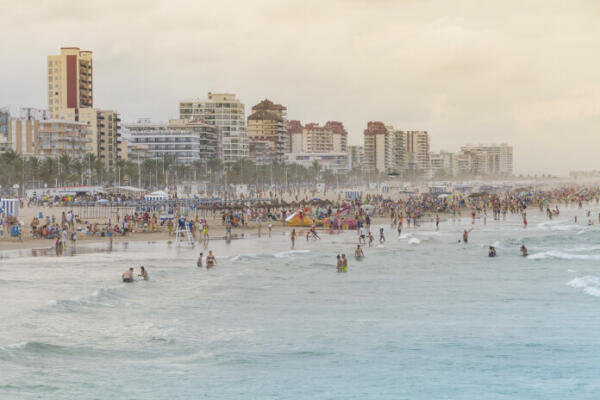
[247,99,287,164]
[48,47,123,168]
[363,121,388,173]
[179,93,249,163]
[385,126,406,175]
[405,131,430,172]
[125,118,219,165]
[301,122,348,153]
[47,47,93,119]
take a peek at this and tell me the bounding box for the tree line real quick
[0,151,380,194]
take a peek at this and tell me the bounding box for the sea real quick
[1,205,600,399]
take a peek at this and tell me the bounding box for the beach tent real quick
[343,190,361,201]
[144,191,169,201]
[0,199,19,217]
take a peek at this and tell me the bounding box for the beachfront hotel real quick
[125,118,219,165]
[179,93,249,164]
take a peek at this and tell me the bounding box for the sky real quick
[1,0,599,176]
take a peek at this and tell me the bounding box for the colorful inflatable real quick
[285,206,358,230]
[285,207,317,227]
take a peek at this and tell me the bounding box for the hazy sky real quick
[1,0,599,175]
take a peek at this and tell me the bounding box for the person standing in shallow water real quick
[206,251,216,268]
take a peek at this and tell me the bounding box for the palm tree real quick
[27,157,41,185]
[71,159,85,185]
[58,154,72,186]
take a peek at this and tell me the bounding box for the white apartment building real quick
[429,151,458,178]
[179,92,249,163]
[386,126,406,174]
[460,144,513,176]
[125,119,219,165]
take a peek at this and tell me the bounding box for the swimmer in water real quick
[206,251,216,268]
[462,229,472,244]
[197,252,203,267]
[379,228,386,243]
[122,267,134,282]
[520,245,528,257]
[341,254,348,272]
[488,246,497,257]
[139,266,148,280]
[355,245,364,258]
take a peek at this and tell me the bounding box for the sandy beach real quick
[0,202,396,252]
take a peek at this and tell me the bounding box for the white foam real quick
[567,276,600,298]
[529,251,600,261]
[274,250,310,258]
[0,342,27,352]
[584,287,600,297]
[48,288,125,309]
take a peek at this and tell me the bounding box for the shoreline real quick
[0,219,365,253]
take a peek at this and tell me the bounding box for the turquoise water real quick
[2,206,600,399]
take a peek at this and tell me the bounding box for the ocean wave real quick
[274,250,310,258]
[567,276,600,298]
[48,287,127,309]
[529,251,600,261]
[230,254,260,262]
[0,341,74,360]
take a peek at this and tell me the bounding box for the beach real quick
[3,202,600,399]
